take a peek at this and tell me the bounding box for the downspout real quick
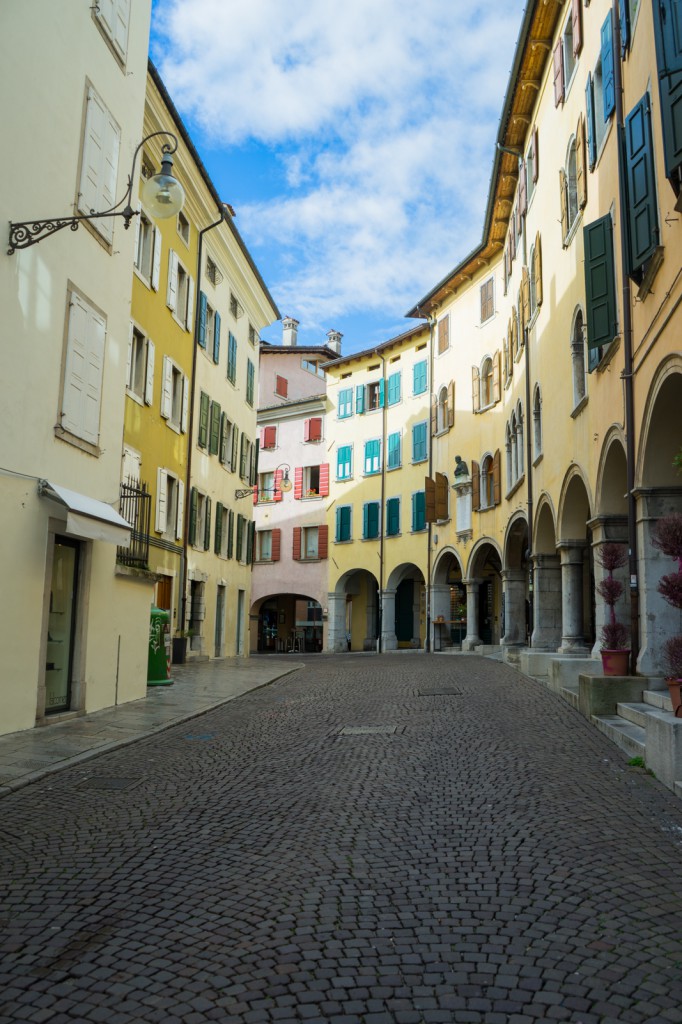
[426,314,436,653]
[180,205,227,633]
[612,0,640,672]
[378,352,387,653]
[521,176,534,645]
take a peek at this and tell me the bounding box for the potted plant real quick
[653,512,682,717]
[596,542,630,676]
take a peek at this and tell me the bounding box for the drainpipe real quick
[378,352,387,653]
[521,175,535,645]
[612,0,640,672]
[180,205,228,634]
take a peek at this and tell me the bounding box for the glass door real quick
[46,537,79,713]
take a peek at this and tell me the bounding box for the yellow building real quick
[123,64,279,662]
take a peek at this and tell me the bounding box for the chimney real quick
[326,329,343,356]
[282,317,299,347]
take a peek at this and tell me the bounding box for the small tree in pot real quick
[653,512,682,716]
[596,542,630,676]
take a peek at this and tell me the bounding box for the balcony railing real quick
[117,479,151,568]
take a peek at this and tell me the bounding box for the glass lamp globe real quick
[141,153,185,219]
[279,469,293,492]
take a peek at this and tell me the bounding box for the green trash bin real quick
[148,606,174,686]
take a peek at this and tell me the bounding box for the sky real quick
[149,0,527,355]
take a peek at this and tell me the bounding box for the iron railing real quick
[117,479,151,568]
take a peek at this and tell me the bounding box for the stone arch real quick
[250,592,324,654]
[462,538,503,649]
[557,467,594,654]
[595,428,628,517]
[431,548,466,649]
[637,355,682,489]
[557,464,593,543]
[327,568,379,652]
[534,494,557,554]
[383,562,426,651]
[531,496,561,650]
[502,513,530,648]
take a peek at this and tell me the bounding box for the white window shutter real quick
[125,320,133,389]
[62,294,105,446]
[176,478,185,540]
[186,275,195,331]
[156,468,167,533]
[78,87,120,244]
[181,374,189,432]
[112,0,130,60]
[96,0,114,38]
[133,201,141,267]
[145,338,155,405]
[161,355,172,419]
[151,227,162,291]
[167,250,178,312]
[122,446,141,485]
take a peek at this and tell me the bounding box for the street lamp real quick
[7,131,185,254]
[235,463,292,500]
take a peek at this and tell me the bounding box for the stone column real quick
[380,588,398,651]
[364,588,378,651]
[462,578,482,650]
[531,554,562,649]
[430,583,450,649]
[501,569,527,647]
[412,586,422,647]
[589,516,628,659]
[558,543,589,655]
[326,592,347,652]
[635,488,682,675]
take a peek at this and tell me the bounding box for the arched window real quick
[529,243,537,318]
[505,423,513,492]
[481,357,494,408]
[533,385,542,459]
[512,308,520,359]
[571,308,586,407]
[510,411,518,483]
[481,454,495,508]
[437,385,448,433]
[516,401,524,476]
[566,138,579,233]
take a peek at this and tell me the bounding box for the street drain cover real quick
[418,687,463,696]
[80,776,141,791]
[339,725,398,735]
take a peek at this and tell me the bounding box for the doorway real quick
[395,579,414,644]
[215,585,226,657]
[45,537,80,714]
[236,589,245,655]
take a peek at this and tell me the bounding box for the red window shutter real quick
[271,528,281,561]
[318,525,328,559]
[274,469,283,502]
[303,419,311,442]
[309,417,322,441]
[263,426,276,449]
[553,39,564,107]
[319,463,330,496]
[259,427,265,447]
[572,0,582,56]
[493,449,502,506]
[292,526,301,560]
[252,484,258,505]
[294,466,303,499]
[472,461,480,511]
[275,374,288,397]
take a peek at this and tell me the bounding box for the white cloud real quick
[154,0,526,340]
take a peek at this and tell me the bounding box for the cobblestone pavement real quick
[1,655,682,1024]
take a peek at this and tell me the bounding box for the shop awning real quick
[38,480,131,546]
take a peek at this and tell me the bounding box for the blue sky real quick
[150,0,526,355]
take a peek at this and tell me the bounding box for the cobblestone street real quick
[1,654,682,1024]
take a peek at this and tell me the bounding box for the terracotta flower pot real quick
[601,649,631,676]
[665,678,682,717]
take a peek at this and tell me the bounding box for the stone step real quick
[643,688,674,714]
[592,714,646,758]
[617,701,657,729]
[559,684,579,710]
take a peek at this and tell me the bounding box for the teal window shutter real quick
[653,0,682,179]
[364,439,380,474]
[585,73,597,171]
[247,360,255,406]
[413,360,427,395]
[337,444,351,479]
[386,497,400,536]
[412,491,426,532]
[412,422,427,462]
[620,0,630,59]
[209,401,221,455]
[338,387,353,417]
[601,11,615,120]
[362,502,369,539]
[198,391,209,448]
[363,502,379,539]
[378,377,385,408]
[213,311,221,363]
[356,384,365,414]
[584,215,617,350]
[219,412,228,463]
[198,291,207,348]
[387,371,401,405]
[625,94,659,274]
[227,332,237,383]
[387,431,401,469]
[336,505,351,541]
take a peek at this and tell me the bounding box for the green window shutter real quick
[214,502,223,554]
[362,502,369,539]
[198,291,207,348]
[213,310,221,363]
[584,214,617,349]
[219,412,228,463]
[198,392,209,448]
[227,332,237,383]
[231,426,239,474]
[209,401,221,455]
[336,506,351,542]
[188,487,198,545]
[653,0,682,180]
[356,384,365,414]
[204,497,212,550]
[227,509,234,558]
[387,497,400,536]
[239,434,247,478]
[246,521,254,564]
[236,514,244,559]
[412,491,426,532]
[369,502,379,539]
[625,94,659,274]
[601,11,615,120]
[585,73,597,171]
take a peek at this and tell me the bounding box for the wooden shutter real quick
[271,528,281,562]
[78,86,120,243]
[534,233,543,308]
[214,502,223,555]
[274,468,283,502]
[356,384,365,414]
[584,214,617,349]
[319,463,330,497]
[585,74,597,171]
[438,315,449,353]
[166,250,178,311]
[198,291,207,348]
[553,39,564,107]
[493,351,502,403]
[204,498,211,551]
[620,0,630,58]
[291,526,302,561]
[425,477,436,523]
[227,509,234,559]
[435,473,448,521]
[303,419,310,442]
[378,377,385,408]
[294,466,303,499]
[236,515,244,560]
[624,94,659,273]
[239,434,246,478]
[176,479,184,540]
[576,115,587,210]
[447,380,455,428]
[186,277,194,332]
[472,461,480,511]
[214,312,221,364]
[559,169,569,244]
[493,450,501,506]
[156,468,167,533]
[601,11,615,120]
[518,158,527,217]
[572,0,583,56]
[275,374,288,397]
[144,338,154,406]
[532,127,539,183]
[61,294,105,445]
[472,366,481,413]
[431,393,438,436]
[231,427,239,475]
[181,376,188,433]
[188,487,198,546]
[653,0,682,179]
[198,392,209,448]
[252,481,259,506]
[209,401,221,455]
[151,227,162,291]
[521,267,531,326]
[263,426,276,449]
[318,525,328,559]
[308,417,322,441]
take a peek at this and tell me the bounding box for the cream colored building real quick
[0,1,154,735]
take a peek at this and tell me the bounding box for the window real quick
[126,326,154,405]
[533,385,543,459]
[230,292,243,319]
[624,93,660,278]
[256,530,273,562]
[437,316,450,354]
[553,1,582,106]
[436,386,448,434]
[134,209,161,288]
[220,415,235,469]
[516,403,524,477]
[480,455,495,509]
[364,439,381,475]
[235,514,251,563]
[411,491,426,533]
[156,469,184,540]
[303,466,321,496]
[302,357,325,378]
[302,526,319,559]
[239,436,255,483]
[653,0,682,185]
[363,502,381,540]
[387,432,401,470]
[367,380,383,410]
[246,360,255,406]
[175,212,189,247]
[584,215,617,354]
[94,0,130,61]
[512,309,520,360]
[209,401,221,456]
[206,255,222,286]
[198,292,221,362]
[167,251,194,330]
[304,417,322,442]
[387,371,401,406]
[413,360,428,395]
[600,11,616,122]
[412,422,427,463]
[214,502,229,558]
[505,423,513,493]
[481,357,494,408]
[275,374,288,397]
[78,86,121,244]
[335,505,352,542]
[189,489,211,550]
[249,323,257,346]
[526,128,538,205]
[480,278,494,322]
[386,497,401,537]
[197,392,210,450]
[338,387,353,418]
[258,471,275,502]
[60,291,106,448]
[227,333,238,385]
[293,525,328,560]
[337,445,352,480]
[293,464,329,498]
[563,139,579,241]
[571,309,587,406]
